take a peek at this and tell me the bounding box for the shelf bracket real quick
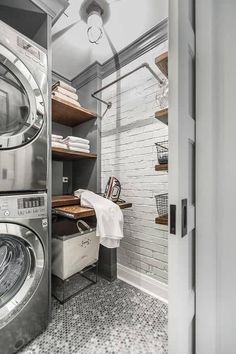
[91,62,163,116]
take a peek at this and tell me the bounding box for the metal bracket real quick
[91,62,164,115]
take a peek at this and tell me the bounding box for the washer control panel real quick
[0,193,47,219]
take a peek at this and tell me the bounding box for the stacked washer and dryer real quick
[0,21,50,354]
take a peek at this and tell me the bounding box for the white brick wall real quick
[101,42,168,284]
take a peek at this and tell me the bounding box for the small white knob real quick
[4,210,10,216]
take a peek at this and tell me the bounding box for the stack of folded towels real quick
[51,134,67,149]
[63,136,90,153]
[51,134,90,153]
[52,80,81,107]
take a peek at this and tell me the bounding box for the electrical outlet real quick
[62,177,69,183]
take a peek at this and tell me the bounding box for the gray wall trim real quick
[72,62,103,89]
[101,18,168,79]
[70,18,168,90]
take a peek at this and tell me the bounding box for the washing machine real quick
[0,20,48,192]
[0,192,49,354]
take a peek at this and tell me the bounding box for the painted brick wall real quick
[101,42,168,284]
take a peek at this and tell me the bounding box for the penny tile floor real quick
[20,278,168,354]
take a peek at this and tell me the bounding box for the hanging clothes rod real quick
[91,62,163,113]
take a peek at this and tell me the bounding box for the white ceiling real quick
[52,0,168,80]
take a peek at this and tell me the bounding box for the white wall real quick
[101,42,168,284]
[197,1,236,353]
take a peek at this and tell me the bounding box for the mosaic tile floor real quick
[20,278,168,354]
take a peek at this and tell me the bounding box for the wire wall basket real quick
[155,139,168,165]
[155,193,168,218]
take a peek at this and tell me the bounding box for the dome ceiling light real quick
[80,0,111,45]
[87,4,103,44]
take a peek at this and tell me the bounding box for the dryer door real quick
[0,44,45,149]
[0,223,44,327]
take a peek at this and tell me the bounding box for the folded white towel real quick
[52,138,63,143]
[52,80,76,93]
[52,92,81,107]
[53,86,78,101]
[68,147,90,153]
[52,134,63,140]
[52,142,68,149]
[67,142,90,150]
[63,136,90,145]
[74,189,124,249]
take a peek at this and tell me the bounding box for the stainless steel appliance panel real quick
[0,21,48,192]
[0,193,49,354]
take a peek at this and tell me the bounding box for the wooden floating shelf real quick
[155,51,168,78]
[52,96,96,127]
[155,108,168,125]
[52,147,97,160]
[53,201,132,220]
[155,164,168,171]
[155,215,168,226]
[52,195,80,208]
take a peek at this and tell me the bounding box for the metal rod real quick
[91,62,163,113]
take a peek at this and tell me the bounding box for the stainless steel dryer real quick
[0,192,49,354]
[0,20,48,192]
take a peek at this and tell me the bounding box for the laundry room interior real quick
[0,0,197,353]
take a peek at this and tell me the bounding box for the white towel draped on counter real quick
[74,190,124,249]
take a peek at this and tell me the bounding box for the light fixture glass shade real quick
[87,11,103,44]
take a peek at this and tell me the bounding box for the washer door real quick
[0,44,45,149]
[0,223,44,326]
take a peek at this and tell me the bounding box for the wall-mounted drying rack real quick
[91,62,164,115]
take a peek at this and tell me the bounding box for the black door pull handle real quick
[170,204,176,235]
[182,199,187,237]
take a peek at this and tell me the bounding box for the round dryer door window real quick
[0,224,44,327]
[0,44,45,149]
[0,64,30,135]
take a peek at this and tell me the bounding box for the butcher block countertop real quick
[52,195,80,208]
[52,195,132,220]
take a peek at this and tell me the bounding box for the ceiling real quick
[52,0,168,80]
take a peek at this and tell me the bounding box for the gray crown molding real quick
[55,17,168,90]
[72,61,103,89]
[101,17,168,79]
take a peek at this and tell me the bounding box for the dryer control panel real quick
[0,193,47,219]
[0,20,47,70]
